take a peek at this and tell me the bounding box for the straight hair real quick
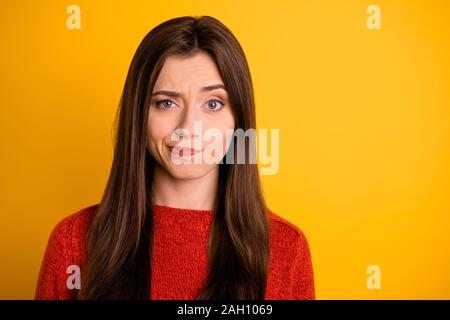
[78,15,270,300]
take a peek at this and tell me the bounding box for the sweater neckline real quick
[150,204,213,232]
[151,204,213,215]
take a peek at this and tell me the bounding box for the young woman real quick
[35,15,315,300]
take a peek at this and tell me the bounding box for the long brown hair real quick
[78,15,270,300]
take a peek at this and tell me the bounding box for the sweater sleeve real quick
[291,230,315,300]
[35,216,76,300]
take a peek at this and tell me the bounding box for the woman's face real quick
[147,51,236,179]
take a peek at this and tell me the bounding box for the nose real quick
[177,101,202,140]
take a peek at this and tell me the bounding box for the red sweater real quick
[35,204,315,300]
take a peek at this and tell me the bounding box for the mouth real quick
[170,145,203,157]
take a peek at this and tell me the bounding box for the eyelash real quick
[154,99,224,111]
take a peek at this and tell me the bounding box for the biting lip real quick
[170,145,203,157]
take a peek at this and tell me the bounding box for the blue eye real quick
[156,100,175,108]
[206,99,224,111]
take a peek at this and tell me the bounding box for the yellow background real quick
[1,0,449,299]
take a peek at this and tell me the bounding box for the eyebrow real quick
[151,84,226,97]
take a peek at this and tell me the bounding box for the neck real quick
[150,164,219,211]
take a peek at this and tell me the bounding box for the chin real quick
[167,163,215,180]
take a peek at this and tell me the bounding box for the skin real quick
[147,51,236,210]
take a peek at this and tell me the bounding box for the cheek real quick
[222,125,235,152]
[213,106,235,130]
[208,109,235,152]
[221,109,236,144]
[147,111,176,152]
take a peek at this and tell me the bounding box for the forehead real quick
[153,51,224,90]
